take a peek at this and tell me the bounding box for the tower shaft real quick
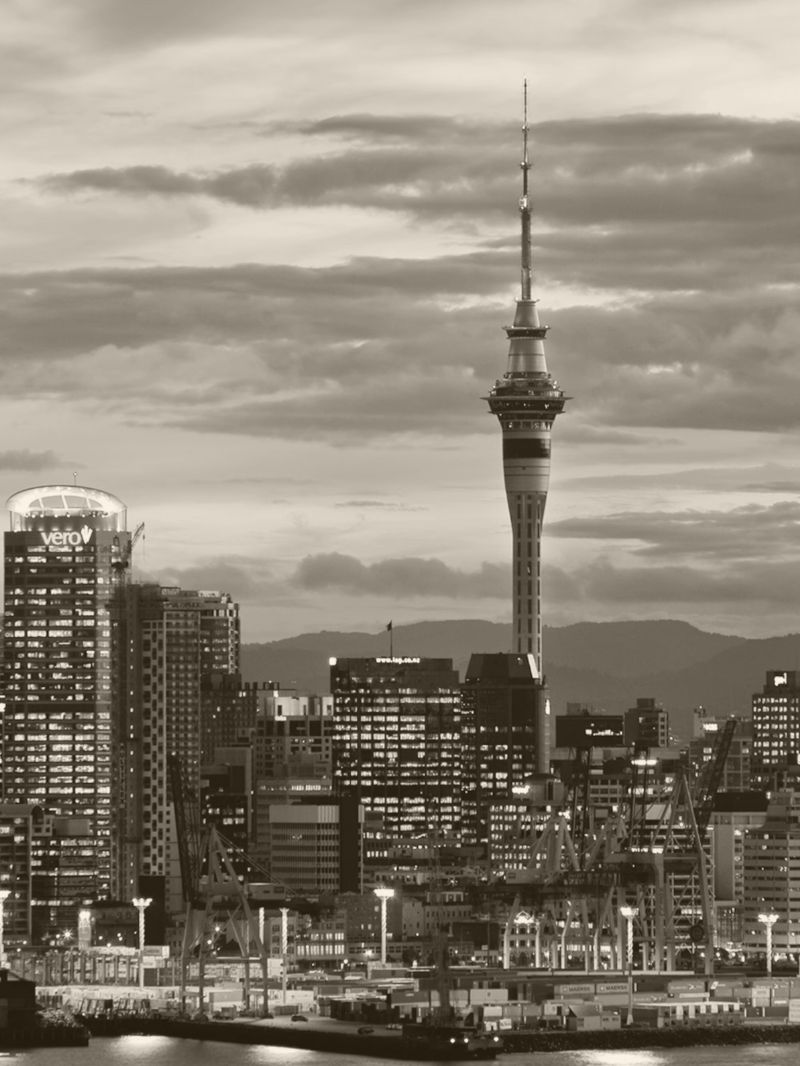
[485,89,567,675]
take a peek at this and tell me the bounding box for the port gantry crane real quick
[501,720,738,975]
[168,754,275,1016]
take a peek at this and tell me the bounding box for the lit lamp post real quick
[374,888,395,965]
[0,889,10,969]
[78,909,93,953]
[132,897,151,990]
[758,911,779,978]
[620,905,637,1027]
[280,906,290,1006]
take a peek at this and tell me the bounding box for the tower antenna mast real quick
[520,78,532,301]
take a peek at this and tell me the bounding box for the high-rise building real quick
[752,670,800,782]
[709,791,768,948]
[2,484,131,932]
[484,88,567,672]
[201,674,268,764]
[0,802,40,946]
[624,697,670,748]
[262,798,363,895]
[688,716,752,793]
[742,789,800,955]
[330,657,462,851]
[461,653,551,858]
[109,583,240,904]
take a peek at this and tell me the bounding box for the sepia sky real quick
[2,0,800,643]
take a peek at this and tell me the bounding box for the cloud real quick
[550,500,800,561]
[0,449,61,471]
[293,552,509,599]
[10,112,800,444]
[563,463,800,496]
[568,556,800,607]
[150,556,280,602]
[35,113,800,297]
[334,500,426,511]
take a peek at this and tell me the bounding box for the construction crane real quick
[693,716,738,837]
[111,521,145,576]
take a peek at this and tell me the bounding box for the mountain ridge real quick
[241,619,798,739]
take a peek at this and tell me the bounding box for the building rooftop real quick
[6,484,127,531]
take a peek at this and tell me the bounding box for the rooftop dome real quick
[6,484,127,532]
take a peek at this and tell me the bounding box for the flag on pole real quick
[386,621,393,631]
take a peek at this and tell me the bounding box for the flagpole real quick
[387,621,393,657]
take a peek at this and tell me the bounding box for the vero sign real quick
[40,525,94,548]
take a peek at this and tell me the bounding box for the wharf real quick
[81,1014,800,1057]
[0,1024,89,1049]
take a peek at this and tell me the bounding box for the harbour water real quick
[2,1038,799,1066]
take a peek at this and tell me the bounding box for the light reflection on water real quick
[508,1047,800,1066]
[6,1037,800,1066]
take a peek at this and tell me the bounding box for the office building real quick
[555,706,624,749]
[709,791,768,947]
[201,674,267,764]
[202,746,253,856]
[624,697,670,748]
[2,484,132,932]
[330,657,462,850]
[752,670,800,782]
[689,716,752,793]
[0,803,40,947]
[742,790,800,955]
[461,653,551,855]
[109,583,240,905]
[262,797,363,895]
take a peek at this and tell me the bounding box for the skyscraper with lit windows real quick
[330,657,463,853]
[2,484,131,935]
[752,669,800,784]
[109,583,240,907]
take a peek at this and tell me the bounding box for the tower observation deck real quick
[485,86,568,675]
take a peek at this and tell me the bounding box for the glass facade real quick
[2,484,129,938]
[109,584,240,905]
[330,658,463,849]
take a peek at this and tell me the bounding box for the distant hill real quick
[241,619,800,741]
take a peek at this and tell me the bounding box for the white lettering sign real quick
[375,657,421,664]
[773,672,788,687]
[41,525,94,548]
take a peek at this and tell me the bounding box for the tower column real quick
[485,86,567,675]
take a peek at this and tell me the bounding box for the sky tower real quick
[486,85,568,675]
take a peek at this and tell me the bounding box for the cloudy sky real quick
[3,0,800,643]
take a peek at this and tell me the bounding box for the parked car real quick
[291,1014,308,1022]
[357,1026,374,1035]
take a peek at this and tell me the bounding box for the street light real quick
[620,905,637,1027]
[78,909,92,953]
[132,897,152,990]
[280,906,290,1006]
[758,911,779,978]
[0,889,10,969]
[374,888,395,965]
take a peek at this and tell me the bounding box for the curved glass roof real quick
[6,484,127,521]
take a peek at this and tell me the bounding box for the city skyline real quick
[2,2,800,643]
